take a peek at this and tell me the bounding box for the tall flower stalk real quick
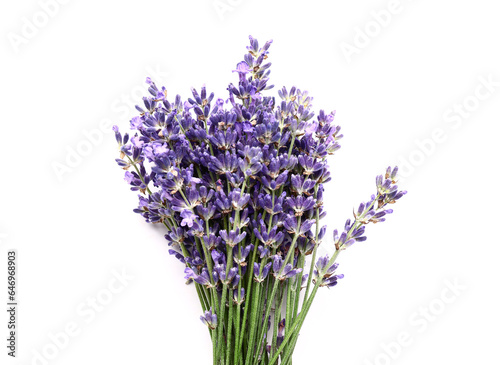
[113,36,405,365]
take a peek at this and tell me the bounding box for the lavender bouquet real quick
[113,36,405,365]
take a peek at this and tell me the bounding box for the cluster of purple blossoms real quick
[114,36,405,365]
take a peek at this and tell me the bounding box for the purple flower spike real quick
[301,274,309,289]
[180,209,197,227]
[321,274,344,288]
[318,225,327,241]
[258,245,270,258]
[254,225,285,248]
[299,219,315,236]
[185,267,214,288]
[272,255,283,274]
[253,262,260,276]
[233,288,246,304]
[233,61,250,75]
[234,244,254,266]
[282,264,303,280]
[283,216,299,234]
[200,308,217,330]
[220,229,247,247]
[285,196,316,217]
[314,256,330,276]
[314,256,343,286]
[254,262,272,283]
[290,174,316,195]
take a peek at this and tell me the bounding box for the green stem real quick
[271,283,284,356]
[225,291,235,364]
[212,327,217,365]
[287,134,296,157]
[292,254,305,321]
[285,279,293,342]
[244,282,262,365]
[216,246,234,365]
[233,302,242,365]
[236,229,258,358]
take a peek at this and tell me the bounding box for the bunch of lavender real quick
[113,36,405,365]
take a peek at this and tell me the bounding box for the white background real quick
[1,0,499,364]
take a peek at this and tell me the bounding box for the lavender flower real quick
[200,309,217,330]
[254,261,272,283]
[113,36,405,365]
